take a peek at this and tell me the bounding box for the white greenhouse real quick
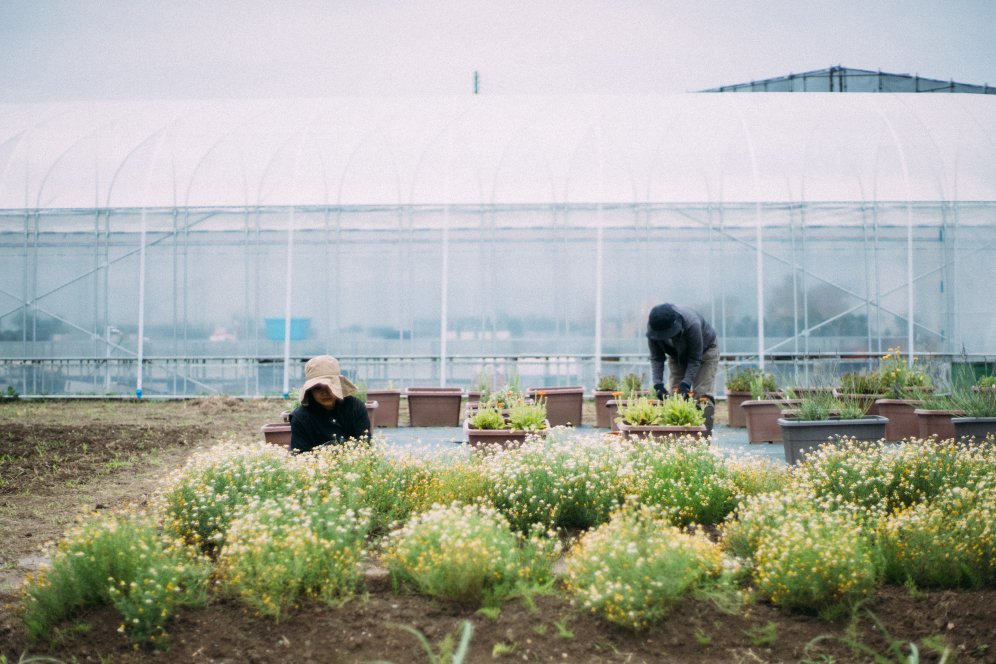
[1,93,994,396]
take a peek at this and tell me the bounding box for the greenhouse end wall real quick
[2,201,993,397]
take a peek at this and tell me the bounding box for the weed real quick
[744,622,777,648]
[553,619,573,639]
[477,607,501,620]
[378,620,473,664]
[695,627,712,650]
[531,624,547,636]
[806,610,951,664]
[491,641,517,657]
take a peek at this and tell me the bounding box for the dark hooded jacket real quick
[648,304,718,386]
[289,395,371,453]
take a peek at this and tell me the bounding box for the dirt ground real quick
[3,397,993,664]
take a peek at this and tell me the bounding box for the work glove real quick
[654,383,667,401]
[678,382,692,398]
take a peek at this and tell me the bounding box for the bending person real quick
[646,303,719,435]
[289,355,371,453]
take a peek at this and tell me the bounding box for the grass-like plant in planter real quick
[725,366,777,429]
[615,394,706,439]
[778,389,887,465]
[940,383,996,444]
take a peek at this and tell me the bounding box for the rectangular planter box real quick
[875,399,921,443]
[616,421,707,440]
[914,409,960,442]
[778,415,888,465]
[725,391,752,428]
[594,390,619,428]
[405,387,464,427]
[951,417,996,444]
[260,422,291,449]
[527,386,584,427]
[366,389,401,428]
[741,399,800,444]
[366,401,378,430]
[462,419,549,449]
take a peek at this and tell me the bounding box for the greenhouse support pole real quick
[439,109,455,387]
[136,130,169,399]
[594,115,604,380]
[283,206,295,398]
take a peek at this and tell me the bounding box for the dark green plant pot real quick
[777,415,888,465]
[951,417,996,444]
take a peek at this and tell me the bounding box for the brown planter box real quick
[725,391,751,428]
[261,422,291,449]
[366,389,401,428]
[875,399,921,443]
[833,391,887,416]
[462,419,549,449]
[594,390,620,428]
[366,401,379,430]
[466,390,483,404]
[616,422,707,440]
[915,409,962,443]
[405,387,464,427]
[527,386,584,427]
[742,399,785,444]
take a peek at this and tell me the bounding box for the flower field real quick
[5,412,996,662]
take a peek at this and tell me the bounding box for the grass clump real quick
[18,512,208,644]
[879,484,996,589]
[216,485,371,617]
[565,504,725,631]
[507,400,547,431]
[725,366,777,393]
[383,502,559,606]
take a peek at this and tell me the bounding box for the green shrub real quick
[307,442,436,534]
[383,502,559,606]
[481,432,630,531]
[796,439,996,519]
[839,372,888,395]
[565,504,724,631]
[628,437,740,526]
[154,441,306,552]
[217,486,371,617]
[18,512,207,644]
[615,394,704,426]
[596,375,620,391]
[879,485,996,588]
[752,507,878,613]
[721,490,813,560]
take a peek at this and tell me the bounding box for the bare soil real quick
[2,398,993,664]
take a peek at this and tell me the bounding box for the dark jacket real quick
[289,396,371,453]
[648,304,718,386]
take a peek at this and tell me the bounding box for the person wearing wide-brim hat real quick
[289,355,371,453]
[646,303,719,435]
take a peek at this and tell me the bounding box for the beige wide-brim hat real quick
[299,355,358,405]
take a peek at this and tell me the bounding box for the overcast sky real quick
[1,0,994,102]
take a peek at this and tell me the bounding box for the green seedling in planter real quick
[784,388,870,421]
[879,347,930,398]
[355,378,368,404]
[726,366,776,393]
[508,400,547,431]
[622,373,645,395]
[940,384,996,418]
[615,395,704,427]
[596,374,620,392]
[483,381,527,409]
[469,405,506,430]
[977,375,996,389]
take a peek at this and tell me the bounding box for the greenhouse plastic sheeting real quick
[1,93,995,396]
